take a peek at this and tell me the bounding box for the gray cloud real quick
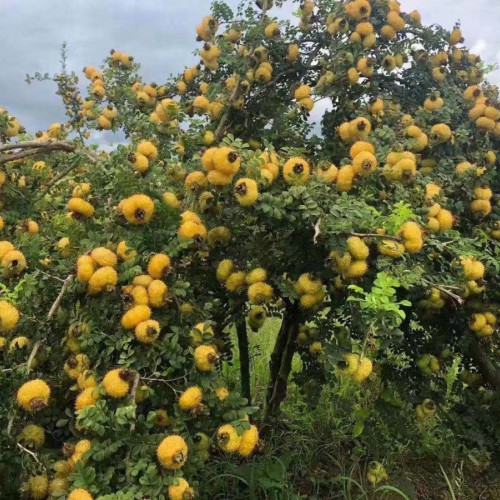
[0,0,498,141]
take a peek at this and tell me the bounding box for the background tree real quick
[0,0,499,498]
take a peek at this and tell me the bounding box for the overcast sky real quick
[0,0,499,144]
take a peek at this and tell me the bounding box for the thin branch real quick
[349,232,402,242]
[0,141,76,165]
[313,218,322,243]
[17,443,41,464]
[47,274,74,320]
[25,274,74,372]
[35,160,81,201]
[26,341,41,373]
[130,372,140,399]
[0,140,74,152]
[214,80,241,141]
[421,278,464,305]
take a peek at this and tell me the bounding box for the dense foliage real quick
[0,0,499,498]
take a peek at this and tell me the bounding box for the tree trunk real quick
[236,317,252,404]
[468,335,500,388]
[263,303,301,427]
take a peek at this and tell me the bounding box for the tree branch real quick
[35,160,81,201]
[236,316,251,404]
[468,335,500,388]
[47,274,74,320]
[26,274,74,372]
[0,141,76,165]
[17,443,41,464]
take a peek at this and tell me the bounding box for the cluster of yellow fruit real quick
[96,104,117,130]
[258,150,281,184]
[192,94,221,124]
[201,146,241,186]
[217,260,274,304]
[331,236,370,279]
[417,354,440,376]
[177,210,207,241]
[471,185,493,217]
[339,116,372,144]
[153,425,258,495]
[79,98,99,120]
[0,239,26,277]
[469,312,497,337]
[118,193,155,224]
[294,84,314,112]
[23,439,93,499]
[217,422,259,455]
[200,42,222,72]
[34,122,65,141]
[338,353,373,382]
[128,139,158,174]
[298,0,314,30]
[294,273,325,309]
[464,85,500,138]
[176,65,200,95]
[83,65,106,100]
[415,398,437,421]
[418,288,445,311]
[296,324,323,355]
[196,15,219,42]
[426,202,454,233]
[76,247,118,295]
[149,98,180,135]
[109,48,133,68]
[382,150,417,183]
[0,107,24,137]
[376,221,423,259]
[132,80,167,108]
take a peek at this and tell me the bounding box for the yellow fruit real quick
[121,305,152,329]
[116,241,137,261]
[378,239,405,258]
[246,268,267,284]
[75,387,98,411]
[90,247,117,267]
[87,266,118,294]
[157,435,188,469]
[17,379,50,412]
[168,478,194,500]
[352,357,373,382]
[18,424,45,449]
[225,271,247,292]
[179,386,203,411]
[345,260,368,278]
[194,344,218,371]
[217,424,241,452]
[67,198,94,218]
[238,424,259,456]
[148,253,171,279]
[347,236,369,260]
[135,320,161,343]
[0,301,20,332]
[283,157,310,184]
[247,282,273,304]
[68,489,93,500]
[102,368,132,398]
[120,194,155,224]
